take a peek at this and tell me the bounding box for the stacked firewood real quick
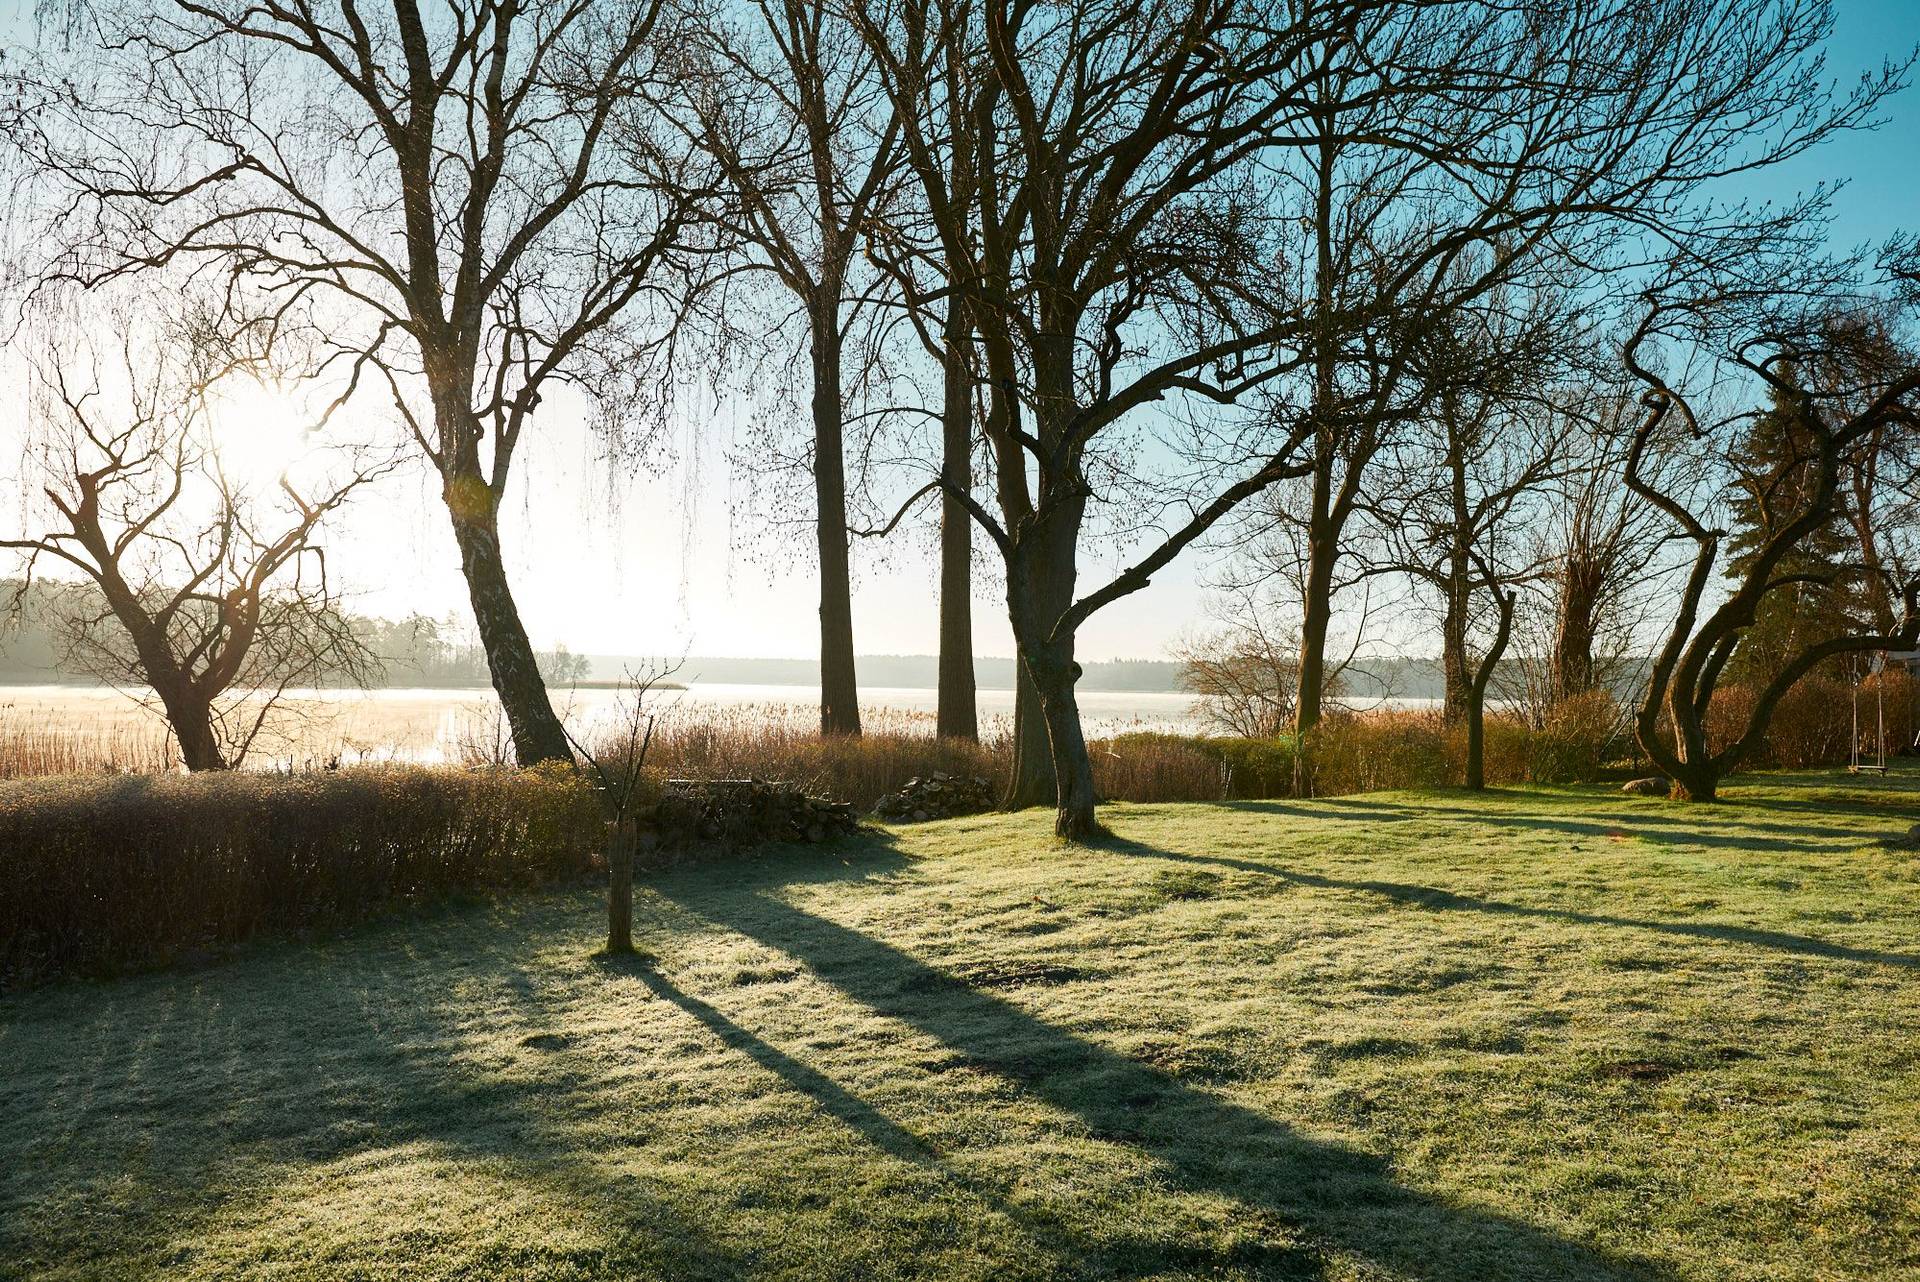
[872,771,998,822]
[654,778,861,850]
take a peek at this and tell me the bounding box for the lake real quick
[0,682,1212,768]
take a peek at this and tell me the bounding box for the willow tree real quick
[7,0,722,765]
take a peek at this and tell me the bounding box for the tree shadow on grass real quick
[0,894,754,1280]
[1106,837,1920,971]
[658,871,1677,1282]
[1287,794,1881,851]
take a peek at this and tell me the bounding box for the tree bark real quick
[443,480,573,766]
[1551,554,1603,702]
[937,306,978,740]
[1441,460,1472,721]
[606,817,636,954]
[1028,643,1102,839]
[1293,496,1338,798]
[1463,591,1516,791]
[1004,485,1096,833]
[1002,664,1056,808]
[812,314,861,737]
[1295,504,1338,736]
[159,684,227,771]
[1441,583,1470,721]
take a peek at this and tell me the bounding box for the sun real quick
[203,377,315,490]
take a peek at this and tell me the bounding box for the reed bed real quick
[3,676,1906,796]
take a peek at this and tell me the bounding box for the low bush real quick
[0,764,881,987]
[1705,671,1917,770]
[1526,690,1626,783]
[0,765,600,987]
[1087,732,1225,802]
[1309,711,1454,794]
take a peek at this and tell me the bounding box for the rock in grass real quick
[1882,823,1920,851]
[1622,776,1670,797]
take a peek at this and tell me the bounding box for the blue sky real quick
[2,1,1918,664]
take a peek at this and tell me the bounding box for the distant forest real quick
[0,579,589,689]
[1,578,1463,696]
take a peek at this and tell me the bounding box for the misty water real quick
[0,681,1458,768]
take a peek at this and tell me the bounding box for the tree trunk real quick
[1295,498,1337,737]
[1001,520,1075,812]
[443,482,573,766]
[1660,689,1722,803]
[1002,664,1056,808]
[1005,489,1099,835]
[1552,557,1602,702]
[936,307,977,741]
[1292,499,1338,798]
[1441,598,1470,722]
[812,316,861,737]
[606,817,636,954]
[1029,644,1102,840]
[1463,592,1516,791]
[1667,766,1718,803]
[163,687,228,771]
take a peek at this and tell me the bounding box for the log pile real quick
[654,778,861,850]
[872,771,998,822]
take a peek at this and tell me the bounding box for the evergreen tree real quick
[1722,383,1866,685]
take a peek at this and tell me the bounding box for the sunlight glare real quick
[205,378,314,490]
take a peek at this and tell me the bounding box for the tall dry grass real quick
[631,704,1009,808]
[0,705,177,778]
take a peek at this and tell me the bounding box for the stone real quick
[873,772,998,822]
[1621,776,1670,797]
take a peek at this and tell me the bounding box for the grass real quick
[3,769,1919,1281]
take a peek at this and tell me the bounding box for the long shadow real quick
[1320,786,1920,844]
[1208,798,1419,822]
[1116,839,1920,971]
[1717,790,1920,821]
[1,895,751,1280]
[663,883,1676,1282]
[634,962,934,1168]
[1298,795,1879,851]
[635,962,1311,1277]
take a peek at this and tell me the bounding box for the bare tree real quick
[1534,392,1675,709]
[1623,272,1920,802]
[678,0,908,736]
[1173,584,1298,739]
[856,0,1354,837]
[1207,0,1911,753]
[1,312,388,769]
[564,662,676,956]
[858,0,1900,838]
[7,0,723,767]
[1371,322,1570,788]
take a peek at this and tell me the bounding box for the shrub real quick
[1527,691,1623,783]
[1090,732,1228,802]
[0,765,602,987]
[1703,671,1916,770]
[640,705,1007,809]
[1306,711,1454,795]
